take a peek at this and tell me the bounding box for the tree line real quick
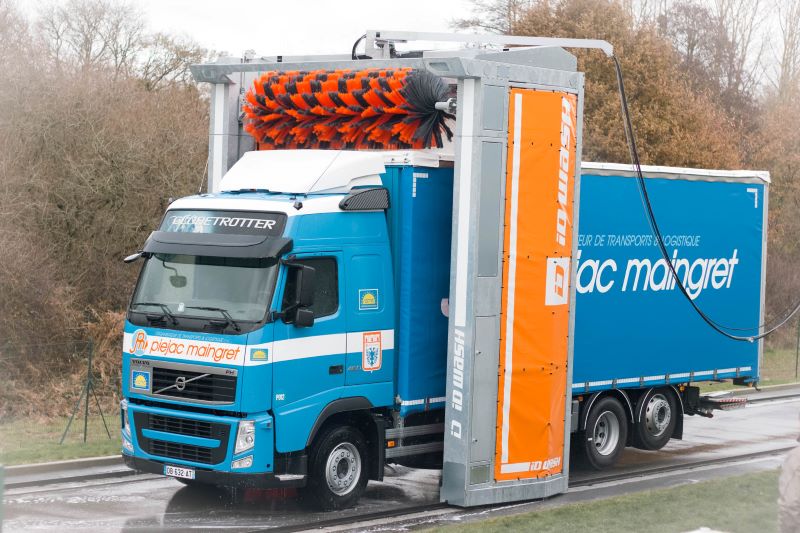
[459,0,800,343]
[1,0,798,414]
[0,0,210,414]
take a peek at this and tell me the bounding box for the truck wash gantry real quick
[190,32,605,195]
[190,32,601,507]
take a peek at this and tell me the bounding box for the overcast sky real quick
[126,0,472,57]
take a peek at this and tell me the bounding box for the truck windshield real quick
[131,254,278,324]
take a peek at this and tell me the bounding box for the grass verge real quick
[0,414,121,465]
[429,469,779,533]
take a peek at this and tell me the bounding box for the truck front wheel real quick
[580,396,628,470]
[305,425,369,510]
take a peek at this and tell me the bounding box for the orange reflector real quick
[387,440,396,448]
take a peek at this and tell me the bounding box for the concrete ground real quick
[2,388,798,532]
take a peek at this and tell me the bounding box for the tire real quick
[305,425,369,510]
[580,396,628,470]
[633,389,677,451]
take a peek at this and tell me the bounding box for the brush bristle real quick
[242,68,454,150]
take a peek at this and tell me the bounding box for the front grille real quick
[150,440,213,464]
[151,366,236,403]
[133,411,231,465]
[150,414,213,438]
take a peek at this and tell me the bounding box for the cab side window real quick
[282,257,339,318]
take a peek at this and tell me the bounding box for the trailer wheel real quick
[633,389,677,450]
[305,425,368,510]
[581,396,628,469]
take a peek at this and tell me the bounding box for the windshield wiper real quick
[184,306,241,332]
[131,302,179,326]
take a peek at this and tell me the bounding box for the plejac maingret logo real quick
[129,329,148,356]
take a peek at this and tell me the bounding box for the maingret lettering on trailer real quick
[574,248,740,299]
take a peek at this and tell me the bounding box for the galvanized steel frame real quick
[191,41,591,507]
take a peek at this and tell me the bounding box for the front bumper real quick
[123,400,275,478]
[123,455,306,489]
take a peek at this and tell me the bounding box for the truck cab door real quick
[272,253,346,409]
[345,249,394,386]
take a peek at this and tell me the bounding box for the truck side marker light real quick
[387,440,396,448]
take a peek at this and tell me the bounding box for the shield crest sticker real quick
[362,331,382,372]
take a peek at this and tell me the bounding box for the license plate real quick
[164,464,195,480]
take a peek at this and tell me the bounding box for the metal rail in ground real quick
[569,445,793,487]
[4,444,791,530]
[5,468,139,491]
[6,388,799,492]
[243,445,793,533]
[746,392,800,404]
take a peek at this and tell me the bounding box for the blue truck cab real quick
[121,150,453,509]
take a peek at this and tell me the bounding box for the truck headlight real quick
[234,420,255,454]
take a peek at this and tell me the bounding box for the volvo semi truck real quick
[121,149,767,508]
[120,33,768,509]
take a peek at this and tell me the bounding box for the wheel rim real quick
[325,442,361,496]
[592,410,620,456]
[644,393,671,437]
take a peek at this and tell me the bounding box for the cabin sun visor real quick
[142,209,291,258]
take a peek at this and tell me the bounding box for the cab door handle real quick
[329,365,344,375]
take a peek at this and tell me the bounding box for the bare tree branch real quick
[776,0,800,99]
[452,0,536,33]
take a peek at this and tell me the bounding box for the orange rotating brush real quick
[242,68,454,150]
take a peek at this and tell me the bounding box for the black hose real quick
[352,34,367,60]
[611,55,800,342]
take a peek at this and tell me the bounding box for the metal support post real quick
[60,342,112,444]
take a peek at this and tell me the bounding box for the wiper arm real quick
[184,306,241,332]
[131,302,179,326]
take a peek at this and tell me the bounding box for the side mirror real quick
[294,308,315,328]
[295,265,316,308]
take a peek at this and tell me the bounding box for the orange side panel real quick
[494,88,578,481]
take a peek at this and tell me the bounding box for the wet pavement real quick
[3,391,799,532]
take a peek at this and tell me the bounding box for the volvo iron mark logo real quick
[175,376,187,391]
